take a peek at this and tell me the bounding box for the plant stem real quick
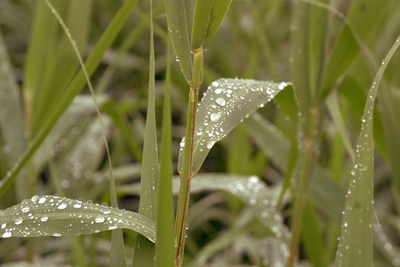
[288,106,319,267]
[174,48,203,267]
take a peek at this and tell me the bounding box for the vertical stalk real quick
[174,48,203,267]
[288,106,319,267]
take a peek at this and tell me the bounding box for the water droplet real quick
[52,232,62,237]
[214,88,222,94]
[31,195,39,202]
[40,216,49,222]
[215,97,226,106]
[212,81,219,87]
[210,113,221,122]
[21,206,30,213]
[206,141,215,149]
[95,216,105,223]
[108,225,117,230]
[58,203,67,210]
[38,197,47,204]
[2,232,12,238]
[1,223,6,229]
[14,217,23,225]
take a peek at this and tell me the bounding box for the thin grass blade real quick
[0,33,27,200]
[133,1,158,265]
[0,0,138,197]
[155,46,174,267]
[334,35,400,267]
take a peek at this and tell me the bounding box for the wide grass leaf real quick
[178,78,291,174]
[0,195,156,242]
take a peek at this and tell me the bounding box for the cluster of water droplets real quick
[178,78,289,173]
[0,195,155,242]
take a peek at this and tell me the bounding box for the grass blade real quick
[0,32,27,201]
[334,35,400,267]
[133,1,158,265]
[0,0,138,197]
[155,46,174,267]
[164,0,192,82]
[191,0,232,50]
[178,78,290,174]
[0,195,156,242]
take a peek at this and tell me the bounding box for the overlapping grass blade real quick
[0,33,27,201]
[0,195,156,242]
[133,1,158,265]
[319,0,388,100]
[191,0,232,50]
[178,78,291,174]
[334,35,400,267]
[164,0,192,82]
[0,0,138,196]
[155,46,174,267]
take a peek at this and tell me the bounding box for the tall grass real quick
[1,0,400,266]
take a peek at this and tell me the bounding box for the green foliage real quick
[1,0,400,266]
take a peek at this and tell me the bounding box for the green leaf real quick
[0,0,138,197]
[133,1,158,264]
[155,47,174,267]
[334,35,400,267]
[178,78,291,174]
[164,0,192,82]
[319,0,389,100]
[0,195,156,242]
[191,0,232,50]
[0,32,27,200]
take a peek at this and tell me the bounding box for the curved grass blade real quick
[334,35,400,267]
[191,0,232,50]
[178,78,291,174]
[164,0,192,82]
[0,195,156,242]
[0,0,138,197]
[0,32,27,200]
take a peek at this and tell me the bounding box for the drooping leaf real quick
[0,195,156,242]
[191,0,232,50]
[334,35,400,267]
[164,0,192,82]
[178,78,291,174]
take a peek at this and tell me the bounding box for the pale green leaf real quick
[178,78,290,174]
[334,35,400,267]
[0,195,156,242]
